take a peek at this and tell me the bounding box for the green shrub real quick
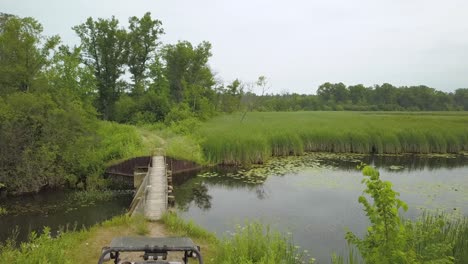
[342,166,467,264]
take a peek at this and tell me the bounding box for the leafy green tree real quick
[317,82,349,104]
[346,166,412,263]
[162,41,216,117]
[373,83,398,107]
[348,84,369,104]
[454,88,468,110]
[73,16,127,120]
[127,12,164,95]
[218,79,243,113]
[46,45,96,103]
[0,14,59,95]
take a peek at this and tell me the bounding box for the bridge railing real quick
[128,159,152,216]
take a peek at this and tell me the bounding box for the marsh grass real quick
[197,112,468,164]
[411,212,468,263]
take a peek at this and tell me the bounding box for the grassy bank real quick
[0,212,310,264]
[197,112,468,165]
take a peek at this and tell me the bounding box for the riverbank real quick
[0,214,212,263]
[0,212,310,264]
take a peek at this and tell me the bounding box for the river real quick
[1,153,466,263]
[0,190,133,243]
[173,153,468,263]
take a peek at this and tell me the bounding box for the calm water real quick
[174,154,468,264]
[0,191,133,243]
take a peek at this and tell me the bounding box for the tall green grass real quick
[160,212,217,241]
[197,112,468,164]
[216,222,313,264]
[161,212,313,264]
[410,212,468,263]
[0,215,135,264]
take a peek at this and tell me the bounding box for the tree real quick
[127,12,164,95]
[454,88,468,110]
[0,14,59,95]
[317,82,349,104]
[73,16,127,120]
[217,79,243,113]
[373,83,398,106]
[240,76,269,122]
[348,84,369,104]
[162,41,216,117]
[46,45,96,103]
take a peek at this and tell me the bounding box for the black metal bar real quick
[98,246,203,264]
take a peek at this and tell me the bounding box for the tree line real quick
[244,82,468,112]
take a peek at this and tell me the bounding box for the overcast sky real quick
[2,0,467,94]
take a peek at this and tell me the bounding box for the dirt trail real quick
[75,221,184,263]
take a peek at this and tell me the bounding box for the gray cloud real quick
[2,0,467,93]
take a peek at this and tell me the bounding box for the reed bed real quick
[197,112,468,165]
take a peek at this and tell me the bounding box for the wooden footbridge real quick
[128,156,168,220]
[106,154,201,220]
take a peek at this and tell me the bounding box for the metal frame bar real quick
[97,246,203,264]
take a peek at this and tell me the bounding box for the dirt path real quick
[74,221,188,263]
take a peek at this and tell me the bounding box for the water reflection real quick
[322,153,468,171]
[173,170,269,211]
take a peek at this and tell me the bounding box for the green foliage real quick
[0,90,144,193]
[127,12,164,94]
[408,213,468,264]
[0,206,7,215]
[46,45,96,104]
[162,41,217,119]
[65,190,115,204]
[0,14,60,94]
[345,166,412,264]
[95,121,144,162]
[343,166,468,264]
[215,222,314,264]
[245,82,463,112]
[0,92,98,193]
[73,16,127,120]
[133,214,150,235]
[197,112,468,165]
[0,227,89,264]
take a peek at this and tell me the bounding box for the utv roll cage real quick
[98,237,203,264]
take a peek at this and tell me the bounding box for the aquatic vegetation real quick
[198,152,365,185]
[197,112,468,165]
[65,190,116,205]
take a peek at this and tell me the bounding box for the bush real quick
[343,166,467,264]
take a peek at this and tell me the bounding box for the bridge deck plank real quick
[144,156,167,220]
